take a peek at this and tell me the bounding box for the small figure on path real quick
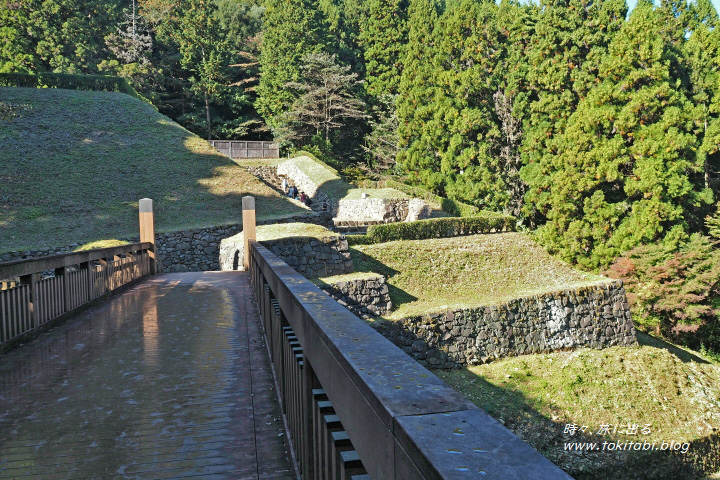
[281,178,288,194]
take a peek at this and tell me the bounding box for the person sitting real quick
[299,191,307,203]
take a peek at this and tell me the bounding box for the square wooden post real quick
[242,196,256,271]
[139,198,157,274]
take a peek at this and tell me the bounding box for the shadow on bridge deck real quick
[0,272,294,480]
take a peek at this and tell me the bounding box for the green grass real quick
[0,87,306,253]
[256,222,337,242]
[312,271,383,287]
[73,239,130,251]
[436,332,720,479]
[286,155,354,200]
[232,158,287,167]
[351,232,606,319]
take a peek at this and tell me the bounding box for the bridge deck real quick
[0,272,294,480]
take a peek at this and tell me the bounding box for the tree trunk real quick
[205,94,212,141]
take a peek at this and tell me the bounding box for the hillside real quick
[0,87,306,253]
[349,233,607,319]
[437,333,720,479]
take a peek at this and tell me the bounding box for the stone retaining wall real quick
[277,159,333,207]
[333,198,431,223]
[220,231,353,277]
[318,275,392,318]
[372,281,637,369]
[1,213,332,273]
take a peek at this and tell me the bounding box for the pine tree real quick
[256,0,331,128]
[279,52,365,144]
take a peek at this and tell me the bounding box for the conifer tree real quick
[424,0,507,209]
[396,0,444,191]
[532,1,704,268]
[358,0,409,97]
[521,0,627,225]
[256,0,331,128]
[684,0,720,199]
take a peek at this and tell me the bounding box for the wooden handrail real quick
[248,240,571,479]
[0,242,154,353]
[0,242,153,279]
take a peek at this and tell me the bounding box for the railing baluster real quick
[1,242,154,351]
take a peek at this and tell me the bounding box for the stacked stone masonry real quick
[333,198,432,223]
[319,276,392,317]
[219,230,353,278]
[1,213,331,274]
[372,280,637,369]
[276,159,333,208]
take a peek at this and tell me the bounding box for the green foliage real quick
[278,52,365,144]
[605,235,720,339]
[0,72,149,101]
[358,0,408,97]
[256,0,331,126]
[0,0,124,73]
[706,201,720,239]
[364,212,515,243]
[525,2,707,269]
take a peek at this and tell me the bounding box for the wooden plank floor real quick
[0,272,295,480]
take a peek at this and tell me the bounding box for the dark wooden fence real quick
[0,243,153,353]
[248,240,573,480]
[210,140,279,159]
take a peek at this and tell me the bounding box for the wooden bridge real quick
[0,198,572,479]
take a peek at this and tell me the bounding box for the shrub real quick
[0,73,151,104]
[604,234,720,340]
[364,213,515,243]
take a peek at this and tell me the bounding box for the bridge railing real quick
[0,242,154,353]
[248,238,572,479]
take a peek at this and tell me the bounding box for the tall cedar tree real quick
[428,0,507,210]
[256,0,331,128]
[533,1,704,269]
[396,0,444,192]
[0,0,123,73]
[684,0,720,199]
[358,0,409,97]
[520,0,627,226]
[170,0,228,140]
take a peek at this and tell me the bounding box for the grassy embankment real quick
[0,87,307,253]
[350,232,607,319]
[346,232,720,478]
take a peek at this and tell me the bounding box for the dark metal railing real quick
[248,240,572,480]
[0,242,153,352]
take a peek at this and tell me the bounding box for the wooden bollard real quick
[242,196,256,270]
[139,198,157,274]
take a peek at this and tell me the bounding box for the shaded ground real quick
[0,87,306,253]
[0,272,293,480]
